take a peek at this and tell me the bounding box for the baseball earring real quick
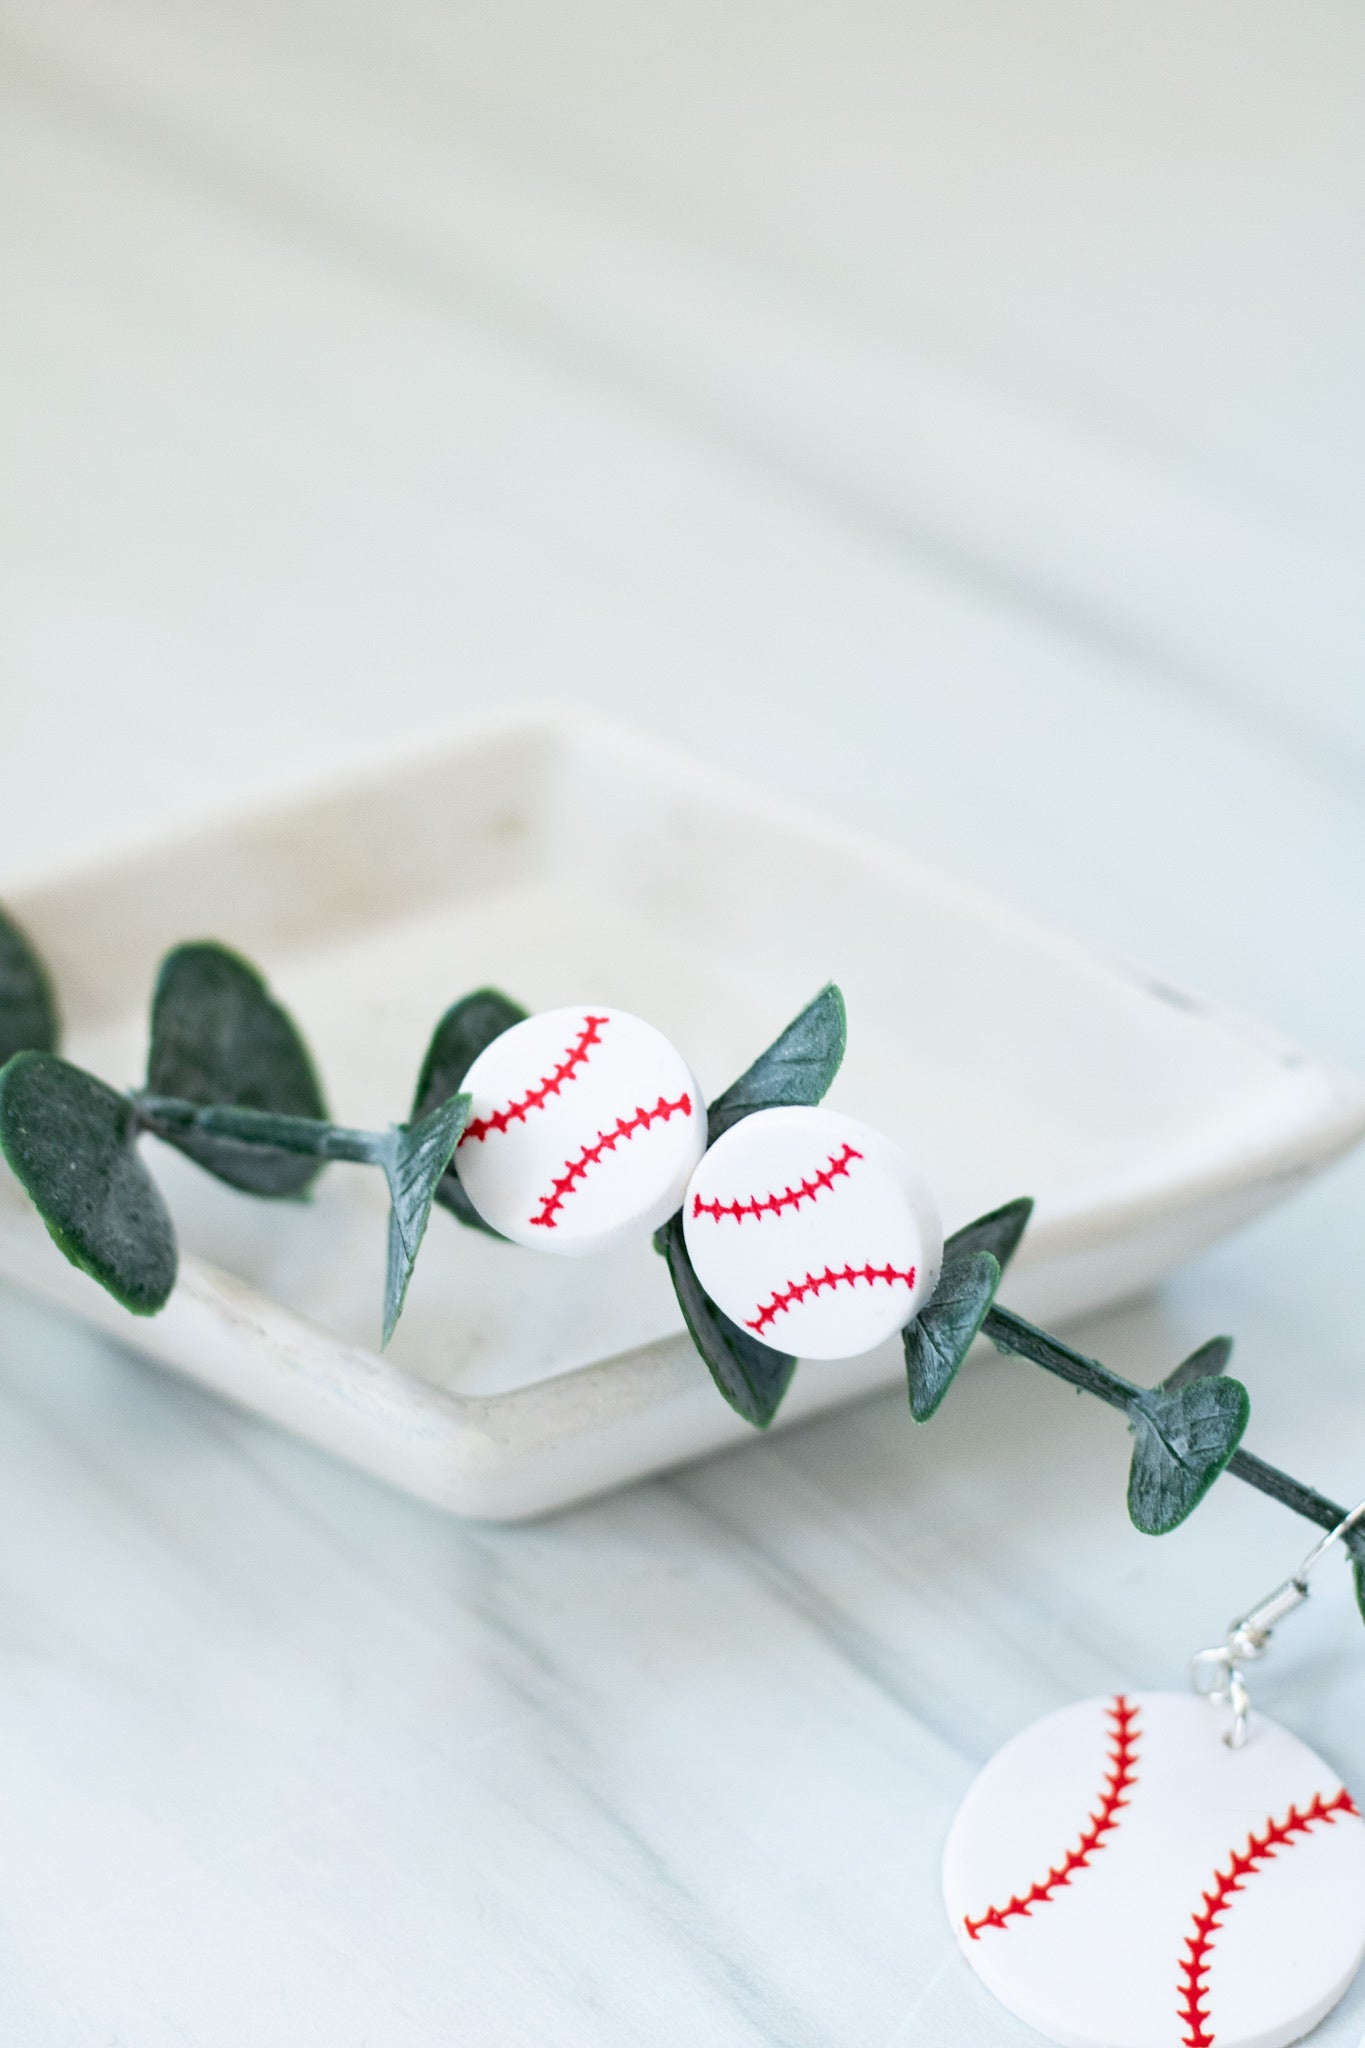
[682,1103,942,1355]
[942,1498,1365,2048]
[454,1006,707,1253]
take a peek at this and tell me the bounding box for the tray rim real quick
[1,704,1362,1518]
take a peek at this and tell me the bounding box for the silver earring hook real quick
[1191,1496,1365,1749]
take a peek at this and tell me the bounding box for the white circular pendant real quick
[453,1006,706,1254]
[681,1105,942,1358]
[943,1691,1365,2048]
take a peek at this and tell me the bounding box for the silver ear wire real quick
[1191,1496,1365,1749]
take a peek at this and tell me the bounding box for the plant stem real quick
[985,1306,1132,1412]
[1222,1449,1354,1543]
[984,1304,1356,1545]
[134,1093,386,1166]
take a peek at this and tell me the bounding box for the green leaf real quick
[651,982,849,1253]
[1159,1335,1234,1392]
[433,1169,504,1238]
[0,905,59,1064]
[1126,1376,1250,1535]
[0,1052,176,1314]
[944,1196,1033,1275]
[660,1213,796,1427]
[413,989,526,1235]
[378,1093,471,1345]
[706,983,847,1143]
[145,943,328,1197]
[412,989,527,1119]
[903,1250,1001,1421]
[1354,1553,1365,1630]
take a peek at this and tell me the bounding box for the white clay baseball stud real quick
[943,1691,1365,2048]
[454,1006,706,1254]
[681,1104,942,1358]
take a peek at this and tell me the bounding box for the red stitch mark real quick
[745,1261,917,1334]
[461,1014,607,1145]
[1176,1786,1358,2047]
[964,1696,1141,1941]
[530,1094,693,1229]
[691,1143,863,1225]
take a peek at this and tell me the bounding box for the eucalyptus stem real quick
[134,1094,386,1167]
[984,1306,1132,1413]
[984,1304,1356,1546]
[1222,1450,1354,1544]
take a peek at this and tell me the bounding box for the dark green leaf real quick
[0,905,59,1063]
[944,1196,1033,1275]
[660,1213,795,1427]
[146,942,328,1196]
[1354,1554,1365,1630]
[379,1093,471,1345]
[1159,1335,1234,1392]
[903,1249,1001,1421]
[706,983,847,1143]
[413,989,526,1236]
[434,1170,504,1238]
[411,989,527,1119]
[1126,1376,1250,1535]
[0,1052,175,1314]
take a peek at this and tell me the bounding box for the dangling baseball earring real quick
[943,1499,1365,2048]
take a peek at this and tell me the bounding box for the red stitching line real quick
[691,1144,863,1225]
[530,1094,693,1229]
[745,1261,917,1335]
[461,1014,608,1145]
[963,1696,1141,1941]
[1176,1786,1359,2048]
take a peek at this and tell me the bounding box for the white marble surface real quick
[1,2,1364,2040]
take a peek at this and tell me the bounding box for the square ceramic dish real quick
[0,710,1361,1518]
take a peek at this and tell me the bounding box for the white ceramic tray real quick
[1,710,1361,1519]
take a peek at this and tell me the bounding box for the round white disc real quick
[453,1006,706,1254]
[943,1691,1365,2048]
[680,1105,942,1358]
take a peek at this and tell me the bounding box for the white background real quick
[2,3,1364,2040]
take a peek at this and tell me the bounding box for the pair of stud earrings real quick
[453,1002,941,1361]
